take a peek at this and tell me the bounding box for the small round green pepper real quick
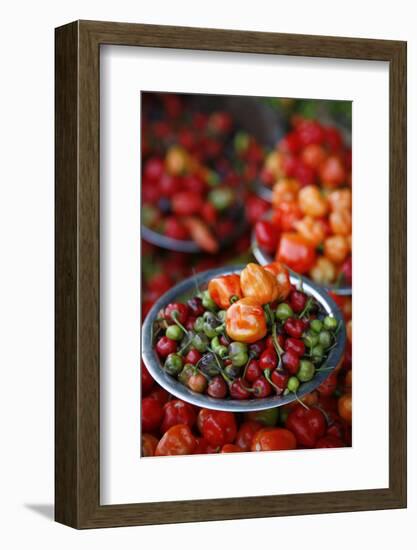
[297,360,315,382]
[276,303,294,321]
[323,315,338,331]
[164,353,183,376]
[318,330,332,348]
[310,319,323,333]
[165,325,182,341]
[201,290,218,312]
[287,376,300,393]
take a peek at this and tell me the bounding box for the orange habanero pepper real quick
[263,262,291,301]
[226,297,267,344]
[208,274,242,309]
[240,263,279,305]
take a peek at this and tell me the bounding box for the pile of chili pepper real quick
[142,93,265,253]
[254,117,352,286]
[141,364,352,456]
[152,262,341,400]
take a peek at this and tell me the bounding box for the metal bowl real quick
[142,265,346,412]
[141,202,247,253]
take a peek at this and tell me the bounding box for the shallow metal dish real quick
[142,265,346,412]
[141,203,247,253]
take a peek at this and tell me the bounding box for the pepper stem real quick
[171,311,189,335]
[272,323,284,369]
[294,391,310,410]
[298,297,313,319]
[263,368,282,394]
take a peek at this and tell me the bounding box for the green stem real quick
[272,323,284,369]
[264,368,281,393]
[171,311,189,335]
[298,297,313,319]
[294,391,310,410]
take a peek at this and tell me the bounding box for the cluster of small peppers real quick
[141,378,352,456]
[141,92,266,253]
[255,117,352,286]
[153,262,340,400]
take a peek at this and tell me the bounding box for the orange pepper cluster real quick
[208,262,291,343]
[256,118,352,286]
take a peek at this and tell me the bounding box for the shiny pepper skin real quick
[155,424,197,456]
[240,263,279,305]
[285,405,326,448]
[226,297,267,344]
[263,262,292,301]
[208,273,242,309]
[161,400,197,433]
[198,409,237,447]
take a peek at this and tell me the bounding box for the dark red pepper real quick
[198,409,237,447]
[142,397,164,432]
[285,405,326,448]
[161,399,197,433]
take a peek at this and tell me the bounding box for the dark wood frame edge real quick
[55,20,407,529]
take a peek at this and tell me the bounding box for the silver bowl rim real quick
[142,265,346,412]
[141,202,247,253]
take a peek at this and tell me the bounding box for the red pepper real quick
[221,444,240,453]
[197,409,237,447]
[285,405,326,448]
[141,362,155,396]
[251,428,297,451]
[142,433,159,457]
[155,424,197,456]
[255,220,279,253]
[277,232,316,274]
[315,435,344,448]
[161,399,197,433]
[147,386,170,407]
[142,397,164,432]
[235,421,263,451]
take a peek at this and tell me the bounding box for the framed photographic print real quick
[55,20,407,528]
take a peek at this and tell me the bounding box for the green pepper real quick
[311,344,325,362]
[194,317,204,332]
[276,303,293,321]
[228,341,248,367]
[217,310,227,323]
[208,187,234,211]
[303,331,319,348]
[297,360,315,382]
[201,290,218,312]
[192,333,209,353]
[310,319,323,333]
[178,364,194,385]
[165,325,182,341]
[234,131,250,153]
[203,311,220,338]
[318,330,332,348]
[164,353,183,376]
[287,376,300,393]
[211,336,228,358]
[323,315,338,331]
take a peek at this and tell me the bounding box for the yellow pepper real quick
[240,263,279,305]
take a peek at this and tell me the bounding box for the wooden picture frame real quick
[55,20,407,528]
